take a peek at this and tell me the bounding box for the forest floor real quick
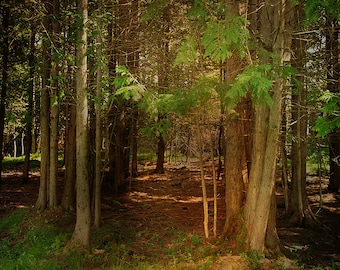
[0,161,339,269]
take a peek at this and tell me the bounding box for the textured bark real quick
[36,2,52,210]
[222,49,246,238]
[22,25,35,184]
[223,110,246,237]
[49,0,60,207]
[155,4,170,174]
[94,17,103,227]
[61,94,76,210]
[244,0,286,255]
[68,0,91,251]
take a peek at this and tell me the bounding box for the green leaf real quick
[174,35,198,66]
[115,65,129,74]
[115,85,145,102]
[313,91,340,137]
[227,64,273,109]
[202,15,249,63]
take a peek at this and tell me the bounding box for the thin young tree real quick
[22,22,36,184]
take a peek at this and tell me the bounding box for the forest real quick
[0,0,339,269]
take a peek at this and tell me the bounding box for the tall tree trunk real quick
[0,6,9,184]
[49,0,61,207]
[61,92,76,210]
[222,50,246,237]
[68,0,91,251]
[94,16,103,227]
[286,0,320,227]
[36,2,52,210]
[244,0,286,255]
[22,25,36,184]
[155,4,170,174]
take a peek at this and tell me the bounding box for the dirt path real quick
[0,163,339,269]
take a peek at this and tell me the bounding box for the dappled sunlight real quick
[128,190,216,204]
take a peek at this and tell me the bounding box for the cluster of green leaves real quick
[112,66,146,104]
[305,0,340,24]
[202,16,249,63]
[175,0,249,66]
[225,64,274,109]
[314,91,340,137]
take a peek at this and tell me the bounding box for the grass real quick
[1,154,64,170]
[0,209,216,270]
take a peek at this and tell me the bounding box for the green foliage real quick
[241,251,264,270]
[0,209,71,270]
[0,209,27,234]
[305,0,340,25]
[113,66,145,103]
[226,64,273,109]
[313,91,340,137]
[202,15,249,63]
[142,0,169,21]
[180,1,249,65]
[174,35,198,66]
[187,76,219,110]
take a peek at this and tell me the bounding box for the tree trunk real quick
[131,108,138,178]
[94,18,103,227]
[0,6,9,184]
[286,0,320,227]
[68,0,91,252]
[223,110,246,237]
[61,93,76,210]
[197,117,209,238]
[244,0,286,255]
[155,4,170,174]
[155,130,166,174]
[49,0,60,207]
[222,49,246,238]
[36,3,52,210]
[22,24,36,184]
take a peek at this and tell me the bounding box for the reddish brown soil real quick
[0,162,339,269]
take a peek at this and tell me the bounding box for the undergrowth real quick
[0,209,216,270]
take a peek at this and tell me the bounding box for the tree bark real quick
[155,128,166,174]
[222,50,246,238]
[244,0,286,255]
[68,0,91,252]
[49,0,60,208]
[155,4,170,174]
[61,92,76,210]
[94,17,103,227]
[36,2,52,210]
[22,23,36,184]
[197,117,209,238]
